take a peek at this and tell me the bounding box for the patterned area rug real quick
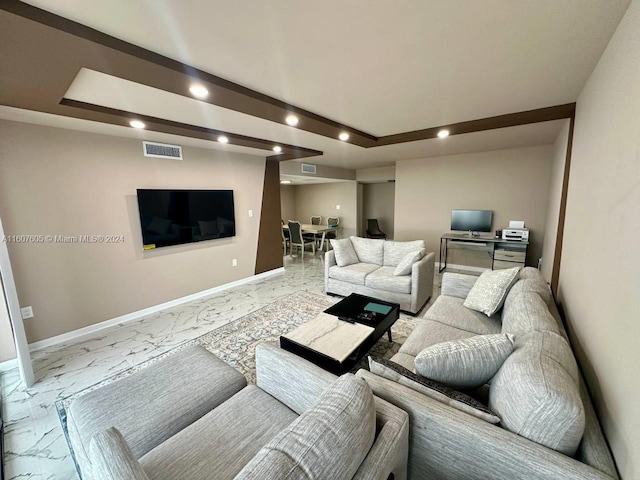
[56,291,418,475]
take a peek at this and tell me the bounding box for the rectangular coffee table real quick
[280,293,400,374]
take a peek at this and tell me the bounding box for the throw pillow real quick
[463,266,521,316]
[414,334,515,389]
[393,249,426,276]
[235,374,376,480]
[89,427,150,480]
[330,238,359,267]
[368,357,500,424]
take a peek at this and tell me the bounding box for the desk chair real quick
[288,220,316,258]
[366,219,387,239]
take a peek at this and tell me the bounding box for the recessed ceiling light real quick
[338,132,350,141]
[217,135,229,144]
[273,146,282,153]
[130,120,146,129]
[437,129,450,138]
[189,85,209,99]
[280,180,292,184]
[285,115,299,126]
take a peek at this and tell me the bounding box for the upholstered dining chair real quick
[366,218,387,239]
[310,216,322,225]
[324,216,340,250]
[288,220,316,258]
[281,224,290,256]
[310,215,323,247]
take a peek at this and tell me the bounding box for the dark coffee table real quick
[280,293,400,374]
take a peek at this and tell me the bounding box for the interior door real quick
[0,216,34,387]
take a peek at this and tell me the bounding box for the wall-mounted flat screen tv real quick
[137,189,235,249]
[451,209,493,232]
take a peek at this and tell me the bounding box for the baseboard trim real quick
[0,358,17,373]
[28,267,285,353]
[435,262,489,274]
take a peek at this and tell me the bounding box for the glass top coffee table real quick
[280,293,400,374]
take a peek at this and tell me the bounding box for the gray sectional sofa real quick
[325,237,435,314]
[67,343,409,480]
[357,267,619,480]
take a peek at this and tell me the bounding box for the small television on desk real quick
[451,209,492,233]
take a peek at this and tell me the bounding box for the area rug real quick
[56,291,418,476]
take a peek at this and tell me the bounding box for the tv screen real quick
[137,189,235,249]
[451,209,493,232]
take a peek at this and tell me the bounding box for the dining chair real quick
[310,216,322,225]
[288,220,316,258]
[324,217,340,250]
[366,218,387,239]
[281,224,290,256]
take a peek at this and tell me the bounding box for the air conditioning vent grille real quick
[143,141,183,160]
[301,163,316,174]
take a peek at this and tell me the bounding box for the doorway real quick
[362,182,396,239]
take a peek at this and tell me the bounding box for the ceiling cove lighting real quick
[273,146,282,153]
[189,85,209,99]
[285,115,299,126]
[338,132,350,141]
[129,120,146,129]
[280,180,292,184]
[437,129,450,138]
[217,135,229,144]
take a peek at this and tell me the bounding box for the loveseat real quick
[67,343,409,480]
[357,267,619,480]
[325,236,435,315]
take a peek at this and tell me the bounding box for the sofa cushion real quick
[414,334,515,389]
[140,385,298,480]
[463,267,521,316]
[350,236,384,265]
[365,266,412,294]
[89,427,150,480]
[505,277,552,309]
[68,345,247,470]
[383,240,426,266]
[398,318,480,359]
[489,331,585,456]
[328,263,379,285]
[393,249,425,276]
[235,374,376,480]
[369,357,500,424]
[330,238,359,267]
[424,296,502,335]
[501,291,560,337]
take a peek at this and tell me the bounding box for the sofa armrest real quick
[325,250,337,288]
[440,272,478,299]
[255,342,337,415]
[356,370,616,480]
[353,397,409,480]
[410,252,435,313]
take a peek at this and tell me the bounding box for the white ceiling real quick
[15,0,631,168]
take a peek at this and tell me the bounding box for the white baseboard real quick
[27,267,285,353]
[0,357,17,372]
[435,262,489,274]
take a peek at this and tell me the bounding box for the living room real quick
[1,1,639,479]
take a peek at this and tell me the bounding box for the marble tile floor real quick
[0,253,444,479]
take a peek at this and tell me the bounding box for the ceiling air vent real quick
[301,163,316,174]
[143,141,183,160]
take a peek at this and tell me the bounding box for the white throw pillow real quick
[463,267,521,316]
[330,238,359,267]
[393,249,425,276]
[414,334,515,389]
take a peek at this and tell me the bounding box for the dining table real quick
[282,224,341,251]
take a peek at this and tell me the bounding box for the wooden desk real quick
[439,233,529,272]
[283,224,341,251]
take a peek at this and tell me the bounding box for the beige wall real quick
[558,1,640,477]
[280,185,296,224]
[363,182,396,239]
[0,277,16,362]
[290,182,358,238]
[356,166,395,183]
[0,121,266,344]
[395,146,553,268]
[540,120,570,282]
